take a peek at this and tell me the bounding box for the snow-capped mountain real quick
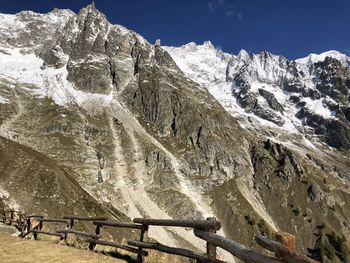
[0,8,74,51]
[0,4,349,262]
[164,43,350,150]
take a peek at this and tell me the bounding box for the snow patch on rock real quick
[296,50,349,66]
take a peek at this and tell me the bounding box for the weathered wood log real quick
[89,223,101,251]
[128,240,224,263]
[37,218,70,224]
[255,236,319,263]
[275,232,296,253]
[26,215,44,219]
[133,218,221,230]
[87,239,148,256]
[9,210,14,225]
[136,224,148,263]
[206,217,218,260]
[93,220,145,230]
[194,229,285,263]
[31,221,43,240]
[1,209,5,221]
[31,230,63,238]
[56,229,100,239]
[63,215,107,221]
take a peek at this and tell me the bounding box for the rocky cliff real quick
[0,4,349,262]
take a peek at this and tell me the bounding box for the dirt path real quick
[0,232,126,263]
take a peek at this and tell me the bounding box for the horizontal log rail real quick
[30,229,63,238]
[133,218,221,230]
[87,239,148,256]
[92,219,148,261]
[1,206,320,263]
[9,210,21,213]
[26,215,44,219]
[36,218,70,224]
[128,240,224,263]
[194,229,285,263]
[56,229,100,239]
[1,208,26,227]
[93,220,146,230]
[63,215,107,221]
[255,236,319,263]
[2,209,21,213]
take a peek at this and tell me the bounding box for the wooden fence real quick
[0,207,319,263]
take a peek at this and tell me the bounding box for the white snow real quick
[163,41,232,87]
[0,47,116,107]
[164,42,305,135]
[250,82,287,104]
[0,13,26,38]
[164,41,342,142]
[302,98,333,118]
[296,50,349,66]
[0,47,81,106]
[0,9,74,48]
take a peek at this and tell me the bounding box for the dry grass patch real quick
[0,234,123,263]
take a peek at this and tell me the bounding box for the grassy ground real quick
[0,234,125,263]
[0,224,192,263]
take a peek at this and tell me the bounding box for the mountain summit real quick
[164,42,350,149]
[0,5,349,262]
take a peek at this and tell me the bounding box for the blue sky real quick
[1,0,349,59]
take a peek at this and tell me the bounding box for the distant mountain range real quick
[0,4,349,262]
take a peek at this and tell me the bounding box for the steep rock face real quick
[165,44,350,151]
[42,3,150,94]
[123,46,252,183]
[0,6,251,260]
[0,4,349,262]
[0,9,74,52]
[164,40,350,261]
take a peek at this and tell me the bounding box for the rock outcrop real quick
[0,4,349,262]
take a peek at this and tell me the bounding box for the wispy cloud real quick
[208,0,224,13]
[207,0,243,21]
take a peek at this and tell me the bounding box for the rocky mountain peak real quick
[203,40,215,48]
[0,5,349,263]
[0,8,74,51]
[237,49,250,60]
[40,4,153,95]
[165,43,350,150]
[76,1,107,26]
[295,50,349,67]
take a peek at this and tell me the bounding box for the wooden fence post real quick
[27,217,31,234]
[9,210,14,225]
[34,220,43,240]
[60,221,69,241]
[62,220,70,242]
[88,223,101,251]
[1,209,5,223]
[136,224,148,263]
[275,232,296,253]
[18,213,26,237]
[206,217,217,261]
[63,218,74,242]
[69,218,74,229]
